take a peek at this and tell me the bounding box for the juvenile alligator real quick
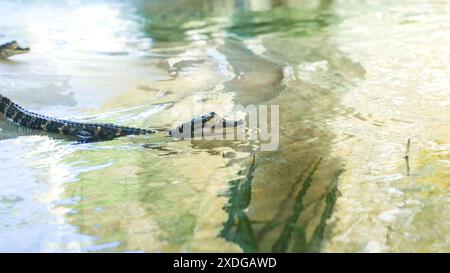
[0,94,241,142]
[0,41,241,142]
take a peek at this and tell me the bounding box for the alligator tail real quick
[0,94,154,141]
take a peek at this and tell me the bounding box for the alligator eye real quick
[75,130,92,140]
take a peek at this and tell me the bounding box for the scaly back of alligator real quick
[0,94,154,141]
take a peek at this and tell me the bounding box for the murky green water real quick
[0,0,449,252]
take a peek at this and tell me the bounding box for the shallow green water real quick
[0,0,449,252]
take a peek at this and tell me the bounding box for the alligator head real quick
[0,41,30,58]
[168,112,244,139]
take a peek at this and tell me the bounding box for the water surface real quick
[0,0,448,252]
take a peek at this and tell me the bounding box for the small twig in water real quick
[404,139,411,176]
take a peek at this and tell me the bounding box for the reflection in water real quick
[220,36,363,251]
[134,0,354,252]
[0,0,449,252]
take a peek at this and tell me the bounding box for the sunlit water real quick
[0,0,448,252]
